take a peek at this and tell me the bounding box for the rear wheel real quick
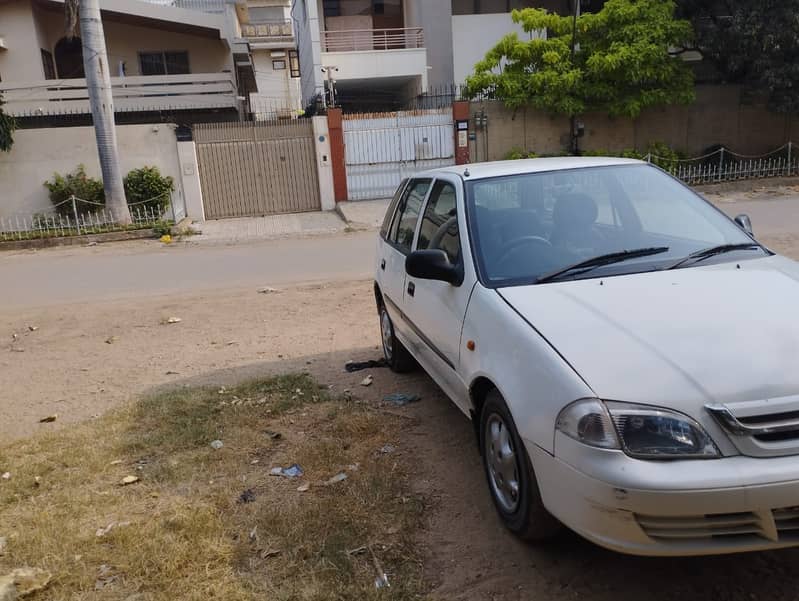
[480,389,561,541]
[379,302,415,373]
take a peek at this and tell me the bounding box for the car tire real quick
[379,302,416,373]
[480,389,562,541]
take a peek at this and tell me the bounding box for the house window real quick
[248,6,285,21]
[272,59,287,70]
[139,51,190,76]
[289,50,300,78]
[41,49,56,80]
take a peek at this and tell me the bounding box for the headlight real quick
[556,399,720,459]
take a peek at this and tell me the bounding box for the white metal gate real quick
[343,108,455,201]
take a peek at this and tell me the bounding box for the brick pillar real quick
[453,100,471,165]
[327,108,348,202]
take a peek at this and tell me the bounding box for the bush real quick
[124,166,174,215]
[504,148,539,160]
[43,165,105,216]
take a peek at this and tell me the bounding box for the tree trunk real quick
[80,0,131,224]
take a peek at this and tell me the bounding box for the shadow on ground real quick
[143,348,799,601]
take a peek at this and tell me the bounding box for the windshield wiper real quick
[665,243,761,271]
[535,247,670,284]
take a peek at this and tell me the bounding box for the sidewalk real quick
[190,211,347,244]
[336,199,391,229]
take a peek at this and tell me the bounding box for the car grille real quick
[637,507,799,543]
[636,512,765,540]
[706,400,799,457]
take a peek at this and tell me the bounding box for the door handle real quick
[407,281,415,297]
[380,259,386,270]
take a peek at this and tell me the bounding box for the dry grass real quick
[0,374,425,600]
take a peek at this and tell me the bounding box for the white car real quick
[373,157,799,557]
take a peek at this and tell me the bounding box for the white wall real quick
[0,124,183,219]
[250,49,302,113]
[451,13,543,85]
[322,48,428,87]
[0,0,45,81]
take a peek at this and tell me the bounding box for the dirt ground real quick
[4,224,799,600]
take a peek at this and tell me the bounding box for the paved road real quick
[0,232,376,310]
[2,193,797,310]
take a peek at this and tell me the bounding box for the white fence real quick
[0,195,174,242]
[649,143,798,185]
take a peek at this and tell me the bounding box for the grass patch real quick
[0,374,424,600]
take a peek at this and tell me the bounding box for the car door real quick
[403,176,476,413]
[377,178,432,338]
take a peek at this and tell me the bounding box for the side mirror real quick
[734,214,753,236]
[406,250,463,286]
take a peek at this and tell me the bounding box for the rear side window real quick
[388,179,431,254]
[380,179,408,239]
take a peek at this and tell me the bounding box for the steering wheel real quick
[496,236,552,267]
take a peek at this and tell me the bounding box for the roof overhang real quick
[35,0,227,39]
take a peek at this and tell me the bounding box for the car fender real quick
[459,284,594,454]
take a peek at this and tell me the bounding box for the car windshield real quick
[466,164,766,286]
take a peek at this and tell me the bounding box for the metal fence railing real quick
[646,143,798,185]
[138,0,234,13]
[0,195,174,242]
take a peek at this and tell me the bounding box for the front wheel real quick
[480,389,562,541]
[379,302,416,373]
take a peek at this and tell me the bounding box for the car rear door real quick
[377,178,432,338]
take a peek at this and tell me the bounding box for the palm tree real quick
[66,0,132,224]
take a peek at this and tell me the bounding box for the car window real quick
[388,179,431,254]
[467,164,761,286]
[416,180,460,265]
[380,179,408,240]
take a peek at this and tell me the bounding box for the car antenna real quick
[463,168,470,178]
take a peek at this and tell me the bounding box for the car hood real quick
[498,255,799,414]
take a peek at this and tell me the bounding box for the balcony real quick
[0,73,238,117]
[241,19,296,49]
[321,27,424,53]
[320,27,428,90]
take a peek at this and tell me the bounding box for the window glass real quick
[417,180,460,264]
[467,165,761,286]
[164,52,190,75]
[139,52,166,76]
[389,179,430,254]
[380,179,408,239]
[140,52,190,76]
[41,50,56,80]
[248,6,285,21]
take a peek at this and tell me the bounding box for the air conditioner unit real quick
[270,50,287,58]
[0,38,8,50]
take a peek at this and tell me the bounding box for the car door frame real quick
[401,173,478,415]
[377,177,434,346]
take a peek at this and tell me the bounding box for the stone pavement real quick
[336,199,391,229]
[190,211,347,244]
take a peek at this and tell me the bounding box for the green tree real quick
[676,0,799,114]
[465,0,695,152]
[0,93,15,152]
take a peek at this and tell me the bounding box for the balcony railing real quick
[241,19,294,41]
[321,27,424,53]
[137,0,235,13]
[0,73,238,117]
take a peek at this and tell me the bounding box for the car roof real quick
[416,157,645,180]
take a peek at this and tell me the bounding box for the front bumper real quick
[530,433,799,556]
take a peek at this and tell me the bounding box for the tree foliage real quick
[676,0,799,114]
[0,93,16,152]
[465,0,695,118]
